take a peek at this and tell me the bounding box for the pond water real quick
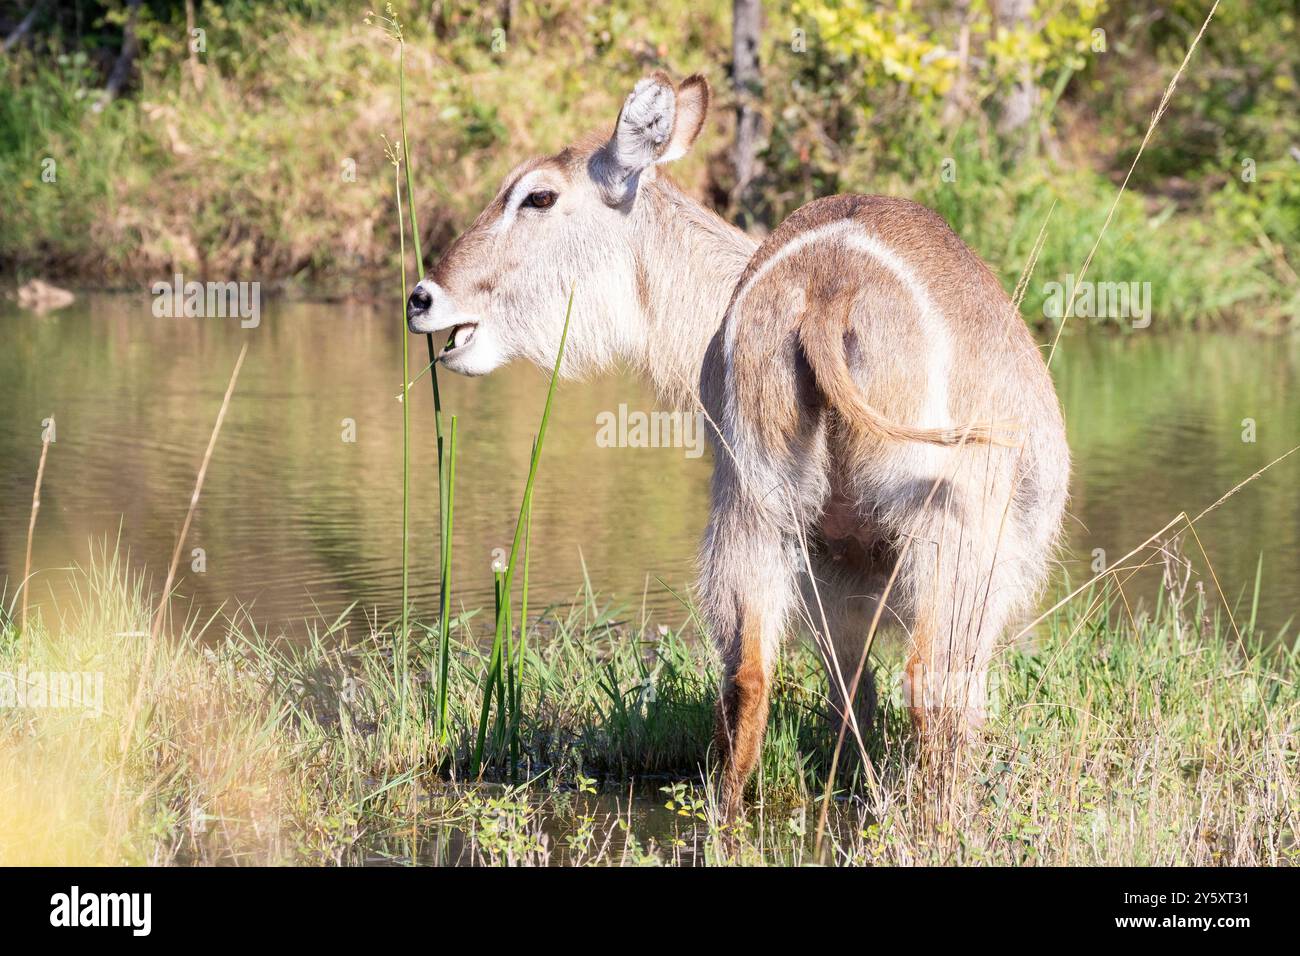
[2,294,1297,640]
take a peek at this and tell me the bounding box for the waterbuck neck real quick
[629,177,758,410]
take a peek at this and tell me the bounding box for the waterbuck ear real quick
[659,74,710,163]
[596,72,711,205]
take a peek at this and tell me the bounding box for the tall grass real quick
[2,2,1294,869]
[386,135,412,710]
[377,5,458,740]
[471,293,573,780]
[1,550,1294,865]
[19,417,51,634]
[396,21,462,745]
[378,5,576,771]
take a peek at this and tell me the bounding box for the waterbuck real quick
[407,73,1070,817]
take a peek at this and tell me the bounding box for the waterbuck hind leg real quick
[705,530,795,820]
[713,623,775,821]
[799,563,889,764]
[700,483,802,820]
[891,481,1028,748]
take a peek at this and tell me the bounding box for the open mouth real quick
[441,323,477,356]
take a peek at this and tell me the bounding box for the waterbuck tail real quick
[796,321,1018,448]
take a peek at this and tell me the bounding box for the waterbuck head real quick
[406,72,714,378]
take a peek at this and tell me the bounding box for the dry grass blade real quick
[118,343,249,757]
[1012,200,1056,314]
[1012,443,1300,647]
[1045,0,1221,367]
[148,344,248,647]
[19,419,52,634]
[103,343,248,849]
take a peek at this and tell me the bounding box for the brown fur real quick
[410,76,1070,822]
[699,195,1068,817]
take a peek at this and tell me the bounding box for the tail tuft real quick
[797,322,1020,448]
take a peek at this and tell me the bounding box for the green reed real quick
[381,8,569,768]
[385,137,412,713]
[380,10,458,740]
[470,292,573,779]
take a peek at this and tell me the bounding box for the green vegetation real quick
[2,0,1297,870]
[1,1,1297,326]
[1,546,1295,865]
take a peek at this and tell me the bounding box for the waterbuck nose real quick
[407,284,433,317]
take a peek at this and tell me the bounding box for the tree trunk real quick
[105,0,143,101]
[2,0,48,54]
[993,0,1037,136]
[941,0,973,126]
[184,0,206,92]
[730,0,762,223]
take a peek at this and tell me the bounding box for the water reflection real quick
[1,295,1296,639]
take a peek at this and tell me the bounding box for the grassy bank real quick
[2,1,1297,327]
[2,548,1295,866]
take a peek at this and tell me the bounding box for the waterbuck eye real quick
[522,189,557,210]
